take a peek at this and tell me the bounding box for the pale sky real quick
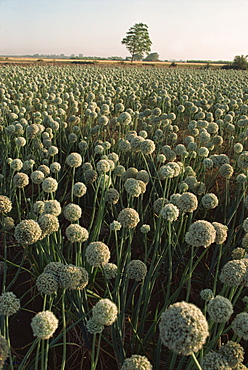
[0,0,247,61]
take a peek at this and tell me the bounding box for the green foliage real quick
[144,52,159,62]
[121,23,152,62]
[222,55,248,70]
[133,53,144,61]
[187,59,231,64]
[232,54,248,70]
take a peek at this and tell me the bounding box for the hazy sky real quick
[0,0,247,61]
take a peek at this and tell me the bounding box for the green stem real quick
[35,339,41,370]
[191,353,202,370]
[61,289,67,370]
[186,245,194,302]
[18,338,40,370]
[6,316,14,370]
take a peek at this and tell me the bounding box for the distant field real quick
[0,56,226,68]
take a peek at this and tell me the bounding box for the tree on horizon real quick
[121,23,152,63]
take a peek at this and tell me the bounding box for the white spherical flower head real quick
[201,193,219,210]
[38,214,59,236]
[167,162,181,177]
[219,164,234,179]
[126,260,147,281]
[237,173,247,184]
[238,152,248,170]
[68,133,78,142]
[177,192,198,213]
[198,146,210,158]
[31,170,45,185]
[207,295,233,322]
[63,203,82,222]
[50,162,61,173]
[184,175,197,190]
[234,143,243,154]
[13,172,29,188]
[201,352,231,370]
[42,177,58,193]
[76,267,89,290]
[139,130,148,138]
[243,218,248,233]
[117,208,140,229]
[178,182,189,193]
[15,137,26,147]
[96,159,110,173]
[140,139,156,155]
[203,158,213,169]
[85,241,110,267]
[158,165,174,180]
[94,144,104,155]
[219,260,247,286]
[92,298,118,326]
[160,203,179,222]
[136,170,149,184]
[48,145,58,157]
[0,292,20,316]
[24,150,35,168]
[107,152,119,163]
[212,222,228,244]
[231,247,246,260]
[43,262,64,282]
[44,200,61,216]
[121,167,138,182]
[73,182,87,198]
[65,224,89,243]
[159,301,209,356]
[200,289,214,301]
[36,273,59,295]
[110,220,122,231]
[33,201,45,215]
[219,341,245,368]
[10,158,23,171]
[118,139,131,153]
[15,219,42,245]
[153,198,169,215]
[31,310,58,339]
[106,188,120,204]
[66,152,82,168]
[232,312,248,340]
[2,216,15,230]
[130,136,145,153]
[0,335,9,368]
[124,178,142,197]
[118,111,132,125]
[102,263,118,279]
[0,195,12,214]
[38,165,50,177]
[86,318,104,334]
[140,224,151,234]
[157,154,166,163]
[185,220,216,247]
[58,264,87,290]
[121,355,152,370]
[78,140,89,151]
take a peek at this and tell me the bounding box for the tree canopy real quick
[144,52,160,62]
[232,55,248,70]
[222,54,248,70]
[121,23,152,62]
